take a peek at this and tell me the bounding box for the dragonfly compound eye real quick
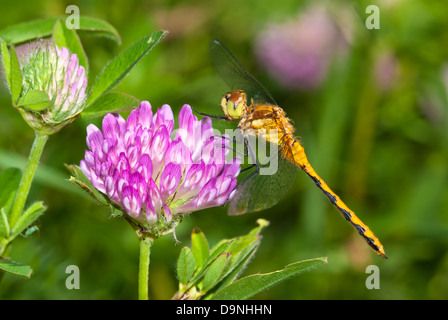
[226,91,246,120]
[220,91,245,120]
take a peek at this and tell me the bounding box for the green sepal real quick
[17,90,51,111]
[52,19,88,75]
[9,45,22,105]
[66,164,123,218]
[0,38,11,92]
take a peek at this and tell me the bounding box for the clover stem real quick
[138,235,154,300]
[9,132,49,233]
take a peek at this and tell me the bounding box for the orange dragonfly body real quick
[208,40,387,259]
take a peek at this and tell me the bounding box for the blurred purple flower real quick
[374,51,400,91]
[255,6,349,90]
[80,102,240,228]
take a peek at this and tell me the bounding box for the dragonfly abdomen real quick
[283,136,388,259]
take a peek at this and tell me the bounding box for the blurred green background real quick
[0,0,447,299]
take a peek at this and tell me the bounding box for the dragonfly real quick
[197,39,387,259]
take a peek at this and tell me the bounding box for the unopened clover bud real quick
[13,40,87,135]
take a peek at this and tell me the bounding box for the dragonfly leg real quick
[190,106,228,120]
[244,134,260,172]
[213,134,233,143]
[209,129,261,171]
[221,145,248,157]
[211,134,248,157]
[240,164,256,172]
[215,130,260,171]
[230,128,250,157]
[211,134,230,142]
[233,128,245,144]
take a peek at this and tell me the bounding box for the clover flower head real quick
[80,102,241,235]
[16,40,87,134]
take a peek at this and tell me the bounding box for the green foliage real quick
[0,259,32,278]
[0,17,166,279]
[176,247,195,285]
[0,168,22,216]
[10,201,46,240]
[80,92,140,119]
[85,30,167,108]
[52,19,88,74]
[0,38,11,90]
[0,168,36,274]
[8,46,22,105]
[191,228,210,269]
[211,257,327,300]
[0,16,120,45]
[174,219,326,300]
[0,208,10,238]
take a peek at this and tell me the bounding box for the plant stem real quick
[138,235,154,300]
[8,132,49,230]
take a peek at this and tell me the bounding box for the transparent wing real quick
[211,40,296,214]
[228,134,297,215]
[210,39,277,106]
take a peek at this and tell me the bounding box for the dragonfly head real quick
[221,90,247,120]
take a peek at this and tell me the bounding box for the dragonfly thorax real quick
[221,90,248,121]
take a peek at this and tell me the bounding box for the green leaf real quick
[17,90,50,111]
[0,38,11,91]
[73,16,121,44]
[0,259,32,278]
[9,46,22,105]
[221,219,269,257]
[188,239,232,286]
[206,237,260,297]
[225,236,259,272]
[201,253,230,292]
[177,247,196,285]
[246,218,270,237]
[209,220,268,285]
[0,168,22,217]
[0,16,120,45]
[81,91,140,119]
[52,19,88,75]
[189,219,268,289]
[204,240,233,269]
[10,201,46,239]
[0,208,10,238]
[191,228,210,270]
[66,164,110,206]
[225,234,258,258]
[211,257,328,300]
[174,220,273,300]
[86,30,167,106]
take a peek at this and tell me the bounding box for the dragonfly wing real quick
[228,134,297,215]
[210,39,278,106]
